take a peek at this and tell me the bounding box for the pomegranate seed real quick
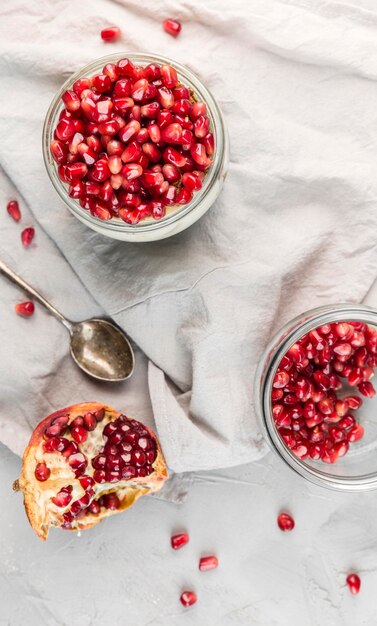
[161,122,183,143]
[62,89,80,112]
[199,555,219,572]
[55,118,76,141]
[180,591,197,607]
[51,487,73,507]
[89,500,101,514]
[357,381,376,397]
[158,87,175,109]
[71,425,88,443]
[162,163,180,183]
[35,463,50,482]
[346,573,361,595]
[347,424,364,442]
[344,395,363,410]
[102,493,120,510]
[203,133,215,155]
[190,142,209,167]
[73,78,91,96]
[93,469,106,483]
[163,18,182,37]
[15,301,34,317]
[176,187,192,204]
[161,64,178,89]
[101,26,121,42]
[21,227,35,247]
[194,115,210,139]
[171,532,189,549]
[83,412,97,431]
[277,512,295,531]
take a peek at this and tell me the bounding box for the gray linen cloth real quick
[1,0,377,475]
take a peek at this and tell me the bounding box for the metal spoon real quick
[0,259,135,382]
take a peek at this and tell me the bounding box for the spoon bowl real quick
[0,259,135,383]
[70,319,135,381]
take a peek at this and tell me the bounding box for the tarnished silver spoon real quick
[0,259,135,382]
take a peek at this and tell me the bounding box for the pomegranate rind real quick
[18,402,168,540]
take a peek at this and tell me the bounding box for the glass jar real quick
[42,52,229,242]
[254,303,377,491]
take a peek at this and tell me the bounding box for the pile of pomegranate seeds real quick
[346,573,361,594]
[277,512,295,531]
[199,555,219,571]
[163,19,182,37]
[100,26,121,42]
[15,301,35,317]
[21,227,35,247]
[272,321,377,464]
[50,58,214,224]
[7,200,21,222]
[171,532,189,549]
[180,591,197,607]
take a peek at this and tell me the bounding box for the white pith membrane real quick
[19,403,167,539]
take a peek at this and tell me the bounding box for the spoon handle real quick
[0,258,72,330]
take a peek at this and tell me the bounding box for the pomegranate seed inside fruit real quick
[163,18,182,37]
[101,26,121,42]
[277,512,295,531]
[51,486,73,507]
[180,591,197,608]
[71,425,88,444]
[35,463,50,482]
[199,556,219,571]
[15,301,34,317]
[171,532,189,550]
[6,200,21,222]
[346,573,361,595]
[21,227,35,247]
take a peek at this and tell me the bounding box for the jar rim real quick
[42,51,228,238]
[254,303,377,491]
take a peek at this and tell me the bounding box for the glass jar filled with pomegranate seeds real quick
[254,304,377,491]
[43,52,228,242]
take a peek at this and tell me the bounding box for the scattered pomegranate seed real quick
[171,532,189,550]
[199,555,219,571]
[277,512,295,531]
[7,200,21,222]
[21,227,35,247]
[15,301,35,317]
[163,19,182,37]
[101,26,121,42]
[50,59,213,224]
[180,591,197,607]
[346,573,361,594]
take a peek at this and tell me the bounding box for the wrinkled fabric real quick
[1,0,377,473]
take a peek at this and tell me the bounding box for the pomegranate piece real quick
[21,227,35,247]
[15,301,35,317]
[180,591,197,607]
[171,532,189,550]
[277,512,295,531]
[163,18,182,37]
[16,402,168,539]
[346,573,361,595]
[199,555,219,571]
[100,26,121,42]
[7,200,21,222]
